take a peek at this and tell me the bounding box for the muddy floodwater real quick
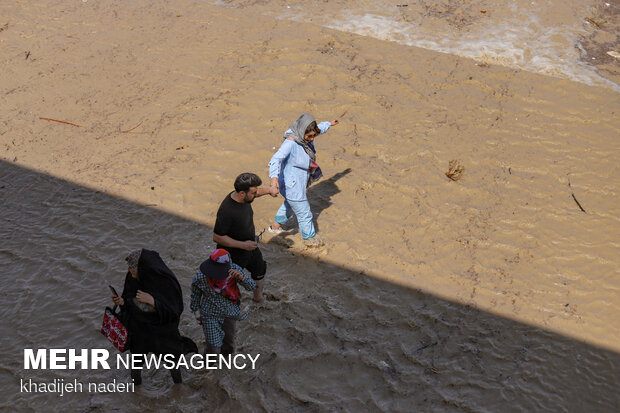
[1,0,619,411]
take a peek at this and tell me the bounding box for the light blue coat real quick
[268,122,330,201]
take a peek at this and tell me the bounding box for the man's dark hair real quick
[234,172,262,192]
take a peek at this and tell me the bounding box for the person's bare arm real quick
[256,186,279,197]
[213,233,258,251]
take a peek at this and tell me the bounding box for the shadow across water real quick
[0,160,618,412]
[307,167,352,234]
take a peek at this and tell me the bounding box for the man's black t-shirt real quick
[213,192,255,264]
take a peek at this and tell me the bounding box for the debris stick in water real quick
[121,121,143,133]
[571,193,586,213]
[39,117,81,127]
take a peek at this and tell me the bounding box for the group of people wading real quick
[110,114,339,384]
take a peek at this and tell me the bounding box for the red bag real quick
[100,306,128,352]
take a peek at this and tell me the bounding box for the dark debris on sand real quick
[578,2,620,86]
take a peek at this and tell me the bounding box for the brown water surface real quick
[1,0,619,411]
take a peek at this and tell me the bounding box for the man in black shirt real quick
[213,172,278,303]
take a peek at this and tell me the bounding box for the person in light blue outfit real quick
[268,113,339,247]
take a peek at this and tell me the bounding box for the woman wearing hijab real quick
[268,113,339,247]
[111,249,198,385]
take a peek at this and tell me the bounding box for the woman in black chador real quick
[112,249,197,384]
